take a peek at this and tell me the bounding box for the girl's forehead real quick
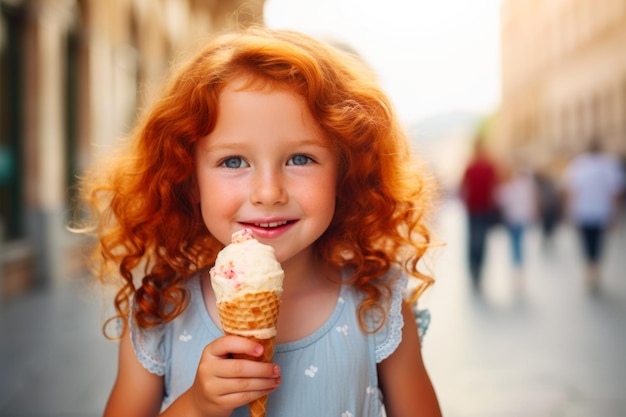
[204,79,333,146]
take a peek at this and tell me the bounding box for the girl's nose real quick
[250,168,288,206]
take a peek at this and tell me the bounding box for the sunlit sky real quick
[265,0,503,126]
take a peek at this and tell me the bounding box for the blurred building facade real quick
[495,0,626,171]
[0,0,265,301]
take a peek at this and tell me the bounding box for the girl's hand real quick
[187,335,281,417]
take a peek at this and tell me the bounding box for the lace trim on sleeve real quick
[129,298,167,376]
[374,273,433,362]
[374,273,406,363]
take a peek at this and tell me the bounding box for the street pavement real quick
[1,198,625,417]
[424,199,626,417]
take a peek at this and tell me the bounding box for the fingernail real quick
[273,365,280,376]
[255,345,264,355]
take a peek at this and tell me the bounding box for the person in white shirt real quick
[496,165,538,274]
[562,139,626,292]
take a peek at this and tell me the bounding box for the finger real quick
[205,335,264,359]
[217,374,282,399]
[214,356,281,380]
[202,336,280,380]
[214,382,281,411]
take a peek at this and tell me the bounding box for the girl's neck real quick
[273,248,341,343]
[279,247,340,297]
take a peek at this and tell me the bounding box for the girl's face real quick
[195,78,339,265]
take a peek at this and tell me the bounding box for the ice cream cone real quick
[210,229,284,417]
[217,291,281,338]
[248,391,270,417]
[217,291,281,417]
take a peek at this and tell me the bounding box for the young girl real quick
[76,27,442,417]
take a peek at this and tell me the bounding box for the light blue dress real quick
[130,268,429,417]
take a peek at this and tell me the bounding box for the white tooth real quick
[254,221,287,228]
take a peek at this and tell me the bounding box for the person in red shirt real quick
[460,139,499,289]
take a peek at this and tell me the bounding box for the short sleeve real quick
[129,300,168,376]
[373,272,432,363]
[373,272,407,363]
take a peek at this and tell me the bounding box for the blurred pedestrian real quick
[460,138,499,289]
[562,138,626,292]
[534,168,561,250]
[496,164,538,275]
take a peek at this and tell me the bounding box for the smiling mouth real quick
[252,220,291,228]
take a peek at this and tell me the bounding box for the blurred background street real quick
[424,199,626,417]
[2,0,626,416]
[1,197,626,417]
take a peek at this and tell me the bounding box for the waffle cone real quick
[217,291,281,417]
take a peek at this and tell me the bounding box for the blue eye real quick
[288,154,312,166]
[221,157,247,169]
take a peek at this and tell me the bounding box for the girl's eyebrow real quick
[291,137,330,148]
[201,137,251,153]
[204,141,246,151]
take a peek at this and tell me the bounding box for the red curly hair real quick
[76,27,438,337]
